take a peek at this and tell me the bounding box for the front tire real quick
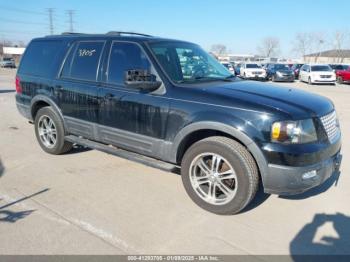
[308,77,313,85]
[337,76,343,84]
[181,136,259,215]
[34,107,73,155]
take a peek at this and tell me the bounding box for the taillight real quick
[15,76,22,94]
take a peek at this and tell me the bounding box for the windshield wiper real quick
[194,75,235,82]
[176,75,235,84]
[224,75,235,80]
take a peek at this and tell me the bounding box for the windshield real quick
[311,65,332,72]
[274,64,289,70]
[149,42,232,83]
[246,64,260,69]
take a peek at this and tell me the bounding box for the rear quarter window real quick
[18,40,64,77]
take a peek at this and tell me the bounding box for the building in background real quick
[1,46,26,65]
[304,49,350,63]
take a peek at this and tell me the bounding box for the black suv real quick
[16,32,342,215]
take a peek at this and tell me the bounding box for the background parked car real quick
[0,57,16,68]
[220,61,235,74]
[240,63,266,80]
[233,63,241,76]
[266,63,295,82]
[329,64,349,73]
[299,64,336,85]
[291,63,304,78]
[336,67,350,84]
[262,63,273,71]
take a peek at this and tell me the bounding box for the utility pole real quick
[47,8,54,35]
[66,10,75,32]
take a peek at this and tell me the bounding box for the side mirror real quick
[125,69,162,92]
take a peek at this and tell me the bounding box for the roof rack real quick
[61,32,87,35]
[106,31,153,37]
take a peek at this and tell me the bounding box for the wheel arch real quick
[171,121,269,182]
[30,95,66,130]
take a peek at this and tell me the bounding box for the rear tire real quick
[181,136,259,215]
[34,107,72,155]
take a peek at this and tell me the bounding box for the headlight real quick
[271,119,317,144]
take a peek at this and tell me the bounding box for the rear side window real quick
[107,42,151,85]
[19,40,63,77]
[62,41,105,81]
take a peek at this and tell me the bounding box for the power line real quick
[0,17,46,26]
[0,5,46,15]
[0,30,44,35]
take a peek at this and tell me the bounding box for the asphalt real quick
[0,68,350,256]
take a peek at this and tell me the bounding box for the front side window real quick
[67,41,105,81]
[107,42,151,86]
[150,42,232,84]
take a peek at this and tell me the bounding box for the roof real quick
[40,31,192,45]
[305,49,350,58]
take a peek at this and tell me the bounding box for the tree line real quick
[210,30,350,61]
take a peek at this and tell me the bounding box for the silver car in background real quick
[0,57,16,68]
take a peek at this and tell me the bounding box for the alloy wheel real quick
[189,153,238,205]
[38,115,57,149]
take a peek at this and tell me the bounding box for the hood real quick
[204,80,334,119]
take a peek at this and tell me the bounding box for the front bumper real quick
[245,74,267,80]
[263,151,342,195]
[274,75,295,82]
[312,77,336,83]
[1,63,16,68]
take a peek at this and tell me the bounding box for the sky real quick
[1,0,349,57]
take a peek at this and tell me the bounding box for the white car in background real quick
[220,61,235,73]
[240,63,266,80]
[299,64,336,85]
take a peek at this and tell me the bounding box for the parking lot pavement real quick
[0,68,350,256]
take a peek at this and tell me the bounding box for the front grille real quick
[253,71,262,75]
[320,111,340,143]
[320,75,331,78]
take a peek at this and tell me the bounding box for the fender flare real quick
[170,121,269,182]
[30,95,66,130]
